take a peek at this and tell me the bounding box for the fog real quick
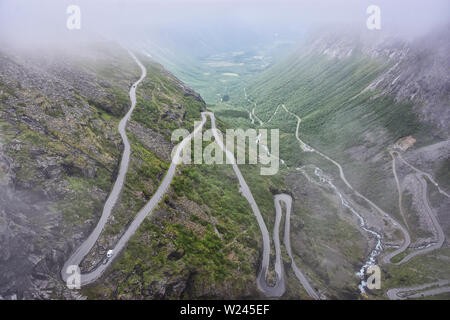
[0,0,449,50]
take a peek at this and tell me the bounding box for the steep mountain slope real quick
[0,41,304,300]
[237,28,450,297]
[0,41,139,298]
[80,58,303,299]
[239,29,447,215]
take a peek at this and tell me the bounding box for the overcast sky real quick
[1,0,449,46]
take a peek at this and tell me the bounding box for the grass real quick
[84,162,267,299]
[131,61,205,138]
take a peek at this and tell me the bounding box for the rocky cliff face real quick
[305,27,450,137]
[361,29,450,135]
[0,42,140,299]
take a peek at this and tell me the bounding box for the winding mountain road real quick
[278,194,320,299]
[61,56,317,299]
[63,54,447,300]
[241,99,392,295]
[205,113,318,298]
[244,88,264,126]
[278,105,414,264]
[397,153,450,199]
[382,149,449,299]
[387,280,450,300]
[389,151,445,264]
[390,151,409,229]
[269,105,411,288]
[62,53,206,286]
[274,103,448,299]
[62,50,147,285]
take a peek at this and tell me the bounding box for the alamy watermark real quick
[366,5,381,30]
[171,125,280,175]
[66,265,81,289]
[66,4,380,31]
[366,265,381,290]
[66,5,81,30]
